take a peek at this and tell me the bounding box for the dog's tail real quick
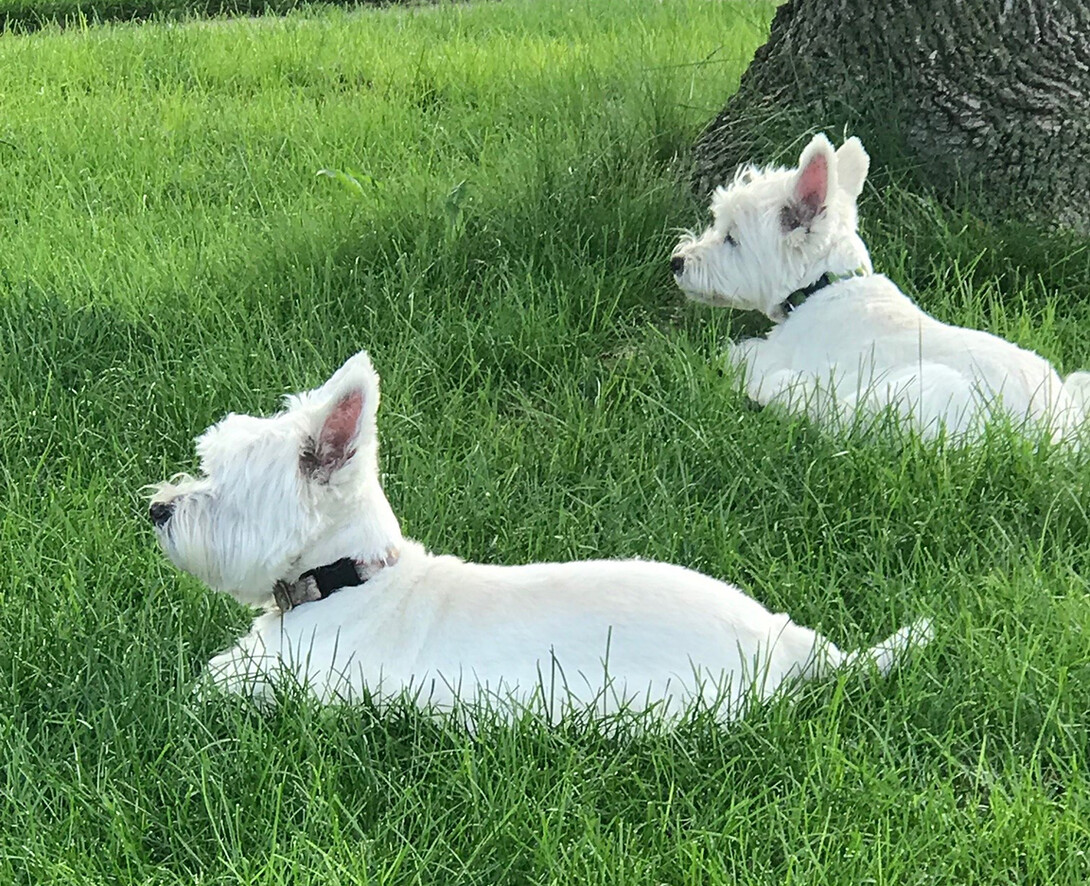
[840,618,933,676]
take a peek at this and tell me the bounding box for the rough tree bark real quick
[693,0,1090,233]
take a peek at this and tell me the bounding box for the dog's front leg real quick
[199,615,280,703]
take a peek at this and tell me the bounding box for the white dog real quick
[149,351,929,724]
[671,133,1090,442]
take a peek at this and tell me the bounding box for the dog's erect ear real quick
[782,134,836,234]
[312,390,364,475]
[302,351,380,480]
[835,137,870,200]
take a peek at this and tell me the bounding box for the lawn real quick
[1,0,1089,883]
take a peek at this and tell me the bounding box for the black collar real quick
[779,267,870,317]
[780,273,833,315]
[272,547,400,612]
[273,558,367,612]
[308,558,367,596]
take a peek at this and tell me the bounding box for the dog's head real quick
[671,134,872,321]
[148,351,391,606]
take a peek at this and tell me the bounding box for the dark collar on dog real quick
[780,266,869,316]
[273,548,400,613]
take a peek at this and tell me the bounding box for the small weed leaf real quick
[316,168,377,198]
[445,179,470,230]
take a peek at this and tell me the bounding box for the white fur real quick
[672,133,1090,442]
[150,351,929,724]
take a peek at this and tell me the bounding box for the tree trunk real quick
[693,0,1090,233]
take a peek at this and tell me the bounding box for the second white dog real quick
[149,351,928,724]
[671,133,1090,442]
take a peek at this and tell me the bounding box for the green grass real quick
[2,0,1090,883]
[0,0,416,35]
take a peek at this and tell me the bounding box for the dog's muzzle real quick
[670,255,685,276]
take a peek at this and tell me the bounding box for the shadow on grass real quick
[0,0,439,34]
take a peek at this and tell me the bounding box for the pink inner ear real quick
[795,153,829,211]
[319,390,364,460]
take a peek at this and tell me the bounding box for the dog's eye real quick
[723,233,737,246]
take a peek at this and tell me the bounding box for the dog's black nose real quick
[670,255,685,275]
[149,501,174,527]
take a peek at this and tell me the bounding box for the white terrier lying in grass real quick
[671,133,1090,442]
[149,351,929,723]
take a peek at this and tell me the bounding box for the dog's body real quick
[672,134,1090,441]
[208,538,865,717]
[151,351,928,722]
[732,273,1090,439]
